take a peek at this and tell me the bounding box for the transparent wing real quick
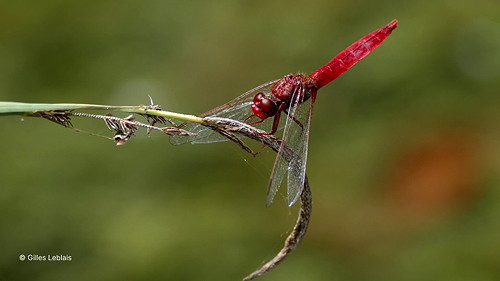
[170,79,279,145]
[285,95,314,206]
[170,101,253,145]
[266,88,315,207]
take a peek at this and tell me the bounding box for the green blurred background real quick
[1,0,499,280]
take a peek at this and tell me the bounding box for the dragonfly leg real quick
[247,118,265,126]
[253,143,268,156]
[244,114,258,123]
[246,116,272,136]
[254,103,286,135]
[269,109,282,134]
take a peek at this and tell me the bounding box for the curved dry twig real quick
[242,178,312,281]
[203,117,312,280]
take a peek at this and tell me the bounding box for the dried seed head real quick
[37,110,73,127]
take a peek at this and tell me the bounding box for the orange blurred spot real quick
[384,131,482,219]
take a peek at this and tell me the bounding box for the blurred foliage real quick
[0,0,499,281]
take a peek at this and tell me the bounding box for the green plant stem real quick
[0,101,204,124]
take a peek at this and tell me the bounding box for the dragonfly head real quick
[251,92,278,119]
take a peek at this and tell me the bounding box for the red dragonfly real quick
[172,20,398,206]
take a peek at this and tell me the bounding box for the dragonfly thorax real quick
[274,74,315,101]
[272,74,304,101]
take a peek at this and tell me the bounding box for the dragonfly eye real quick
[253,92,265,102]
[259,98,277,115]
[251,93,278,119]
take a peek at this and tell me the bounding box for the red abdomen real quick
[310,19,398,89]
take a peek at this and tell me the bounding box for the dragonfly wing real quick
[266,87,314,207]
[170,80,278,145]
[169,102,252,145]
[285,93,314,206]
[266,142,288,206]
